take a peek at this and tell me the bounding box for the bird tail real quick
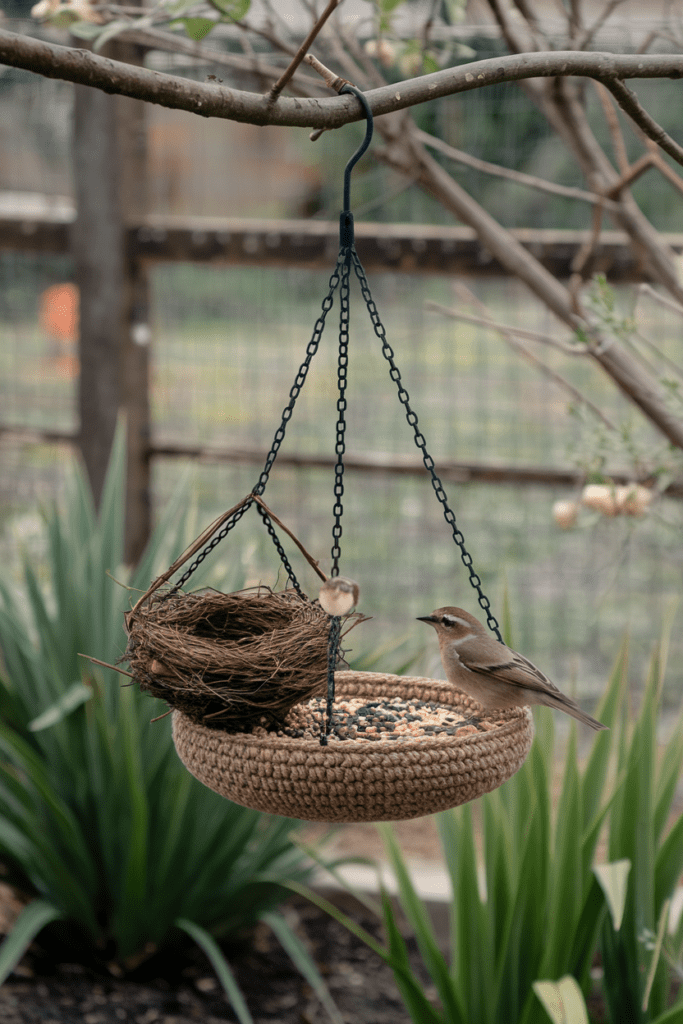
[539,692,608,731]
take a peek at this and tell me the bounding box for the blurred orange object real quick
[40,282,79,341]
[40,282,79,380]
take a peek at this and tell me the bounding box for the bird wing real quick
[456,636,560,695]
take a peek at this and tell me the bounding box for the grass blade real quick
[175,917,253,1024]
[0,899,64,985]
[261,910,344,1024]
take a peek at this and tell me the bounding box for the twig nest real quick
[124,587,354,731]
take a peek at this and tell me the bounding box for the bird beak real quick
[416,615,437,624]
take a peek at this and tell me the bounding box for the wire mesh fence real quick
[2,254,682,714]
[2,43,683,717]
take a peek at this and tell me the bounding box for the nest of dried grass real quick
[124,586,348,731]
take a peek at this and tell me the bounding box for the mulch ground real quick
[0,892,433,1024]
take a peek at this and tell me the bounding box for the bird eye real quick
[442,615,457,627]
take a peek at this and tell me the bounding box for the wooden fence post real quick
[71,40,151,564]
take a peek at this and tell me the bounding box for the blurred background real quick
[2,0,683,711]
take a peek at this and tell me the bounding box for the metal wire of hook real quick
[339,85,373,247]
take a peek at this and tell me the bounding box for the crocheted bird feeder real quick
[119,84,533,823]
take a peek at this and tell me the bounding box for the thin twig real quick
[252,494,327,582]
[594,80,630,173]
[601,77,683,169]
[569,197,605,307]
[650,149,683,200]
[639,284,683,320]
[425,301,585,355]
[414,127,621,211]
[149,709,173,722]
[304,52,351,93]
[128,493,255,618]
[448,284,617,430]
[78,653,135,678]
[605,153,655,198]
[576,0,630,51]
[267,0,340,103]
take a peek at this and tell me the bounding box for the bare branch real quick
[3,29,683,135]
[575,0,631,51]
[432,287,617,429]
[605,153,654,198]
[425,301,586,355]
[414,127,621,211]
[639,284,683,321]
[374,119,683,449]
[649,148,683,200]
[120,26,323,93]
[568,198,605,304]
[601,77,683,169]
[267,0,340,103]
[594,80,630,172]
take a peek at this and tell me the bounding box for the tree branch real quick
[413,126,621,211]
[266,0,339,103]
[445,283,618,431]
[2,29,683,136]
[601,77,683,168]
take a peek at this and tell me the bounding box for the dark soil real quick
[0,892,433,1024]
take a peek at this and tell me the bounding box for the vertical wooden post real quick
[72,82,124,511]
[71,39,151,564]
[116,40,152,565]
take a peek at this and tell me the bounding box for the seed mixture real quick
[252,696,504,742]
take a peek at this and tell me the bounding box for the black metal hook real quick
[339,85,373,247]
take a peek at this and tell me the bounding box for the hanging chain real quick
[257,505,305,598]
[253,254,344,498]
[351,249,502,642]
[165,254,344,595]
[169,499,254,595]
[330,249,352,577]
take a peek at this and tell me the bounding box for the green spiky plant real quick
[289,607,683,1024]
[0,425,342,1024]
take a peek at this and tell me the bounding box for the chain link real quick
[351,249,502,641]
[167,253,344,593]
[253,253,344,498]
[257,505,305,598]
[330,249,351,576]
[169,499,254,595]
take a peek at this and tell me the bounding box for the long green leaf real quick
[175,917,253,1024]
[261,911,344,1024]
[380,890,445,1024]
[0,899,64,984]
[28,683,92,732]
[379,823,461,1021]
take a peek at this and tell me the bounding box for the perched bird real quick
[318,576,360,617]
[417,606,606,731]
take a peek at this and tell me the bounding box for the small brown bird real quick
[318,576,360,617]
[418,606,606,730]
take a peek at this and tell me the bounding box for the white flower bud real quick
[552,500,579,529]
[581,484,618,516]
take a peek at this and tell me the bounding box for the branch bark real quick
[374,116,683,450]
[2,29,683,136]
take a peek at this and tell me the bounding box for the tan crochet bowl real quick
[172,669,534,823]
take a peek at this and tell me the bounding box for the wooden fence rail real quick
[2,204,682,280]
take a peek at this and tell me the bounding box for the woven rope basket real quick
[172,669,534,822]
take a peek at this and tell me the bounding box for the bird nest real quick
[124,586,358,731]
